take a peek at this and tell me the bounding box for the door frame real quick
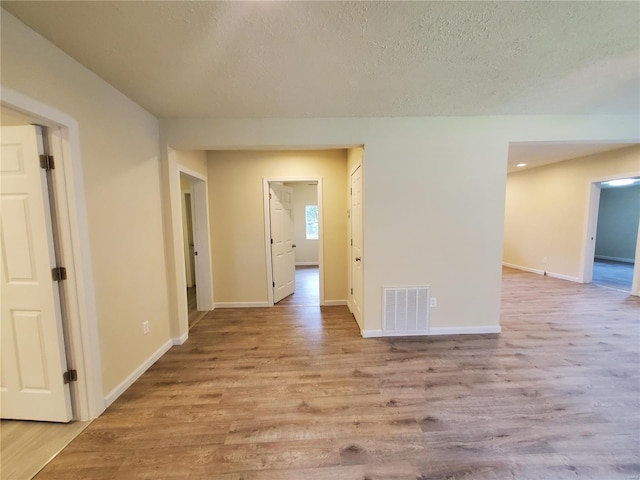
[177,168,214,314]
[263,177,324,306]
[1,87,104,421]
[580,171,640,295]
[181,191,195,288]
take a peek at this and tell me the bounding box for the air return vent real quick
[383,286,430,333]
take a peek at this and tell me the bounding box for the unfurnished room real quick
[0,2,639,479]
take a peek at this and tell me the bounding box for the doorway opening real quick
[588,177,640,292]
[0,95,103,477]
[178,169,213,329]
[264,178,322,307]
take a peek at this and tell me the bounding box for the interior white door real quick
[350,165,364,328]
[0,126,73,422]
[270,184,295,303]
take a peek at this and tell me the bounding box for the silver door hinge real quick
[63,369,78,384]
[52,267,67,281]
[40,154,55,171]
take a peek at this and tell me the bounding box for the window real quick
[305,205,318,240]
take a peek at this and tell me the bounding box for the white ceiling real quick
[2,1,639,169]
[507,142,638,173]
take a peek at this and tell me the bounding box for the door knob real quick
[355,257,361,262]
[292,244,297,248]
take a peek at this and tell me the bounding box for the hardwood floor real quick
[35,268,639,479]
[275,266,320,306]
[1,420,90,480]
[592,259,634,292]
[187,286,207,329]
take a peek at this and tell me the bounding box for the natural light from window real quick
[305,205,318,240]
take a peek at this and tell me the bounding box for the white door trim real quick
[263,177,324,306]
[1,86,104,421]
[176,166,214,319]
[580,170,640,296]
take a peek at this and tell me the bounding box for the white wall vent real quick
[383,286,430,334]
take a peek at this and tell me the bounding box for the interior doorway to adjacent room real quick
[590,177,640,292]
[265,179,321,307]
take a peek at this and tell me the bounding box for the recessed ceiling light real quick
[603,178,637,187]
[516,163,527,167]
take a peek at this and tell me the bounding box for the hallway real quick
[275,266,319,307]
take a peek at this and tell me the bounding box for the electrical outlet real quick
[143,321,150,335]
[430,297,437,308]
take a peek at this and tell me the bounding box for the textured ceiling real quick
[2,1,639,119]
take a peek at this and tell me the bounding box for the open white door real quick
[270,184,295,303]
[0,126,73,422]
[350,165,364,328]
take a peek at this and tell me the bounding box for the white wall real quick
[161,115,640,334]
[1,12,171,396]
[285,182,319,265]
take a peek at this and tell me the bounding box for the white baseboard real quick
[104,339,173,408]
[172,332,188,345]
[427,325,502,335]
[546,271,579,282]
[296,262,319,266]
[362,325,501,338]
[503,262,578,283]
[502,262,544,275]
[595,255,634,264]
[362,329,383,338]
[214,301,270,308]
[323,300,348,306]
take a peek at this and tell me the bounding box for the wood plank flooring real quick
[34,268,639,479]
[187,286,207,329]
[275,266,319,306]
[592,259,634,292]
[1,420,90,480]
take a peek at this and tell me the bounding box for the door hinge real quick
[270,238,273,244]
[52,266,67,281]
[63,369,78,384]
[269,193,272,199]
[351,288,353,295]
[40,154,55,171]
[350,188,352,195]
[273,282,275,288]
[350,239,353,246]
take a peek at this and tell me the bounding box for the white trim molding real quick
[594,255,634,264]
[503,262,579,283]
[214,302,271,308]
[427,326,502,336]
[362,325,501,338]
[104,340,173,408]
[323,300,348,306]
[172,333,188,346]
